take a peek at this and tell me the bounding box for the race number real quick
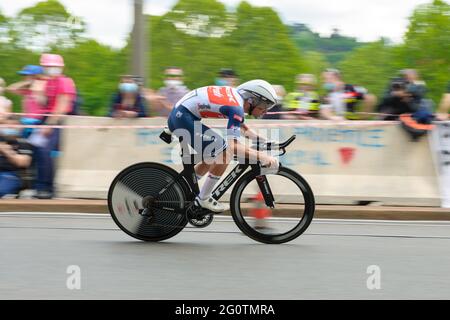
[207,86,240,106]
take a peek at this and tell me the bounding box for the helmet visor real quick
[253,94,276,111]
[242,91,276,110]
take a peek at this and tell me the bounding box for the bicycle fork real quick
[254,169,276,209]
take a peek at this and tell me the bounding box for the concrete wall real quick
[55,117,441,206]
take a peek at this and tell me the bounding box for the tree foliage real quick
[289,23,366,66]
[402,0,450,103]
[149,0,305,92]
[57,40,127,115]
[0,0,449,114]
[338,40,401,98]
[338,0,450,104]
[11,0,86,51]
[302,51,330,79]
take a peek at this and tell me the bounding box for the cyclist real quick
[167,79,280,213]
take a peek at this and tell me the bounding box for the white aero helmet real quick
[237,79,278,114]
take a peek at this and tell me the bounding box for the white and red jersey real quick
[175,86,245,122]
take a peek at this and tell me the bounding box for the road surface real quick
[1,212,449,299]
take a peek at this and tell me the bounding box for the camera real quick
[390,77,408,92]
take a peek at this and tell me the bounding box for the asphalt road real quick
[1,212,450,300]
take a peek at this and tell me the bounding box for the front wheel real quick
[230,166,315,244]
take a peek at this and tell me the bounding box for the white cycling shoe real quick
[195,196,229,213]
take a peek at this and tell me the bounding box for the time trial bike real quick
[108,130,315,244]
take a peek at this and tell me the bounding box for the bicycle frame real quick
[151,137,277,213]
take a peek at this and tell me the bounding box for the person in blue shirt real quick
[109,76,147,118]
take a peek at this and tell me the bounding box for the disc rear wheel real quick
[108,162,188,242]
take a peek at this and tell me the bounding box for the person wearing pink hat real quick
[32,53,77,199]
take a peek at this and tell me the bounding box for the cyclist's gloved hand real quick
[260,156,280,175]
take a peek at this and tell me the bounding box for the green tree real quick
[165,0,234,37]
[302,51,330,79]
[0,10,9,44]
[147,0,307,92]
[58,40,127,115]
[229,1,305,91]
[289,23,366,66]
[10,0,86,52]
[402,0,450,103]
[0,47,40,112]
[338,40,402,98]
[147,0,235,90]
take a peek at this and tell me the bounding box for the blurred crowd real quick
[1,53,76,200]
[1,53,450,199]
[108,66,450,122]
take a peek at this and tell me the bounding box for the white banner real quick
[431,122,450,208]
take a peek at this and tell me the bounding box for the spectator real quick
[215,68,239,87]
[262,85,287,120]
[30,53,77,199]
[143,67,189,117]
[109,76,147,118]
[377,69,428,120]
[284,74,320,120]
[436,81,450,121]
[6,65,47,138]
[0,127,33,198]
[320,68,377,120]
[0,78,13,123]
[159,67,189,106]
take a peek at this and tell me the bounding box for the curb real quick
[1,199,450,221]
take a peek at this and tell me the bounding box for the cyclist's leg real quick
[193,126,229,211]
[194,162,211,181]
[198,149,229,200]
[196,149,230,212]
[194,147,229,180]
[168,106,228,211]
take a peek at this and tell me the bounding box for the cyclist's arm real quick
[221,106,273,164]
[241,123,266,142]
[227,138,273,165]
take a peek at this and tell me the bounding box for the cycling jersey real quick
[175,86,245,138]
[168,86,245,161]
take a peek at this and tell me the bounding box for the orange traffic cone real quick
[250,192,272,220]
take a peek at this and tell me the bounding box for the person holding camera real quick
[0,128,33,198]
[378,69,428,120]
